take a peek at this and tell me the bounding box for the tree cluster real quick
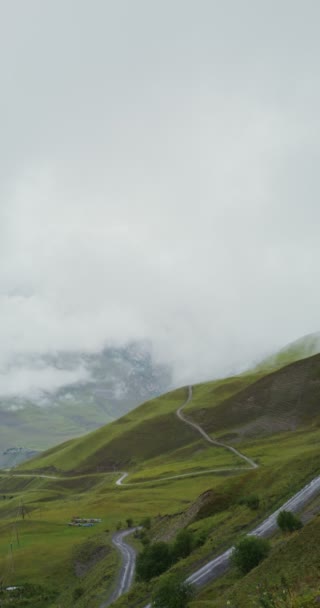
[136,528,203,582]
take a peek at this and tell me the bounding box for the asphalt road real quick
[100,528,139,608]
[139,473,320,608]
[6,388,320,607]
[111,387,320,606]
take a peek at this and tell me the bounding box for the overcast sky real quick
[1,0,320,392]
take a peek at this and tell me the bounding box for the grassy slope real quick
[4,351,320,607]
[0,400,114,453]
[21,353,320,477]
[256,331,320,372]
[186,353,320,441]
[20,373,263,475]
[193,512,320,607]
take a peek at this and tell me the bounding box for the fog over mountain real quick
[1,1,320,394]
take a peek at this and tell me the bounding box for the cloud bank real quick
[1,1,320,390]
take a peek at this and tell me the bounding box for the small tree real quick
[136,542,173,581]
[73,587,84,601]
[152,573,194,608]
[232,536,270,574]
[139,529,151,546]
[239,494,260,510]
[141,516,151,530]
[277,510,303,533]
[126,517,134,528]
[172,528,194,560]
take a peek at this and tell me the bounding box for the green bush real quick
[73,587,84,601]
[140,516,151,530]
[239,494,260,510]
[231,535,270,574]
[277,510,303,532]
[138,528,151,546]
[172,529,194,559]
[136,542,173,581]
[151,573,194,608]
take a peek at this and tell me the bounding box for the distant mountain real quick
[0,447,41,469]
[0,343,171,463]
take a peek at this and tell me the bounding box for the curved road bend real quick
[116,385,257,488]
[100,528,139,608]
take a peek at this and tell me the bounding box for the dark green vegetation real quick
[136,529,203,582]
[152,573,194,608]
[231,536,271,574]
[137,542,173,581]
[277,510,303,532]
[197,512,320,608]
[1,342,320,606]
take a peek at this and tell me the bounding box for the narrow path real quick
[100,528,139,607]
[177,386,258,469]
[117,385,257,486]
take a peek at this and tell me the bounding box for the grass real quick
[19,388,189,473]
[3,353,320,606]
[193,514,320,607]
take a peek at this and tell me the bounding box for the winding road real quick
[100,528,139,608]
[4,387,320,607]
[109,386,320,607]
[116,385,257,487]
[177,386,258,469]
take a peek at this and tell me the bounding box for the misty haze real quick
[1,3,320,607]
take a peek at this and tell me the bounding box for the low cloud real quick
[1,1,320,393]
[0,363,90,399]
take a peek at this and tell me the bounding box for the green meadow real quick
[1,352,320,606]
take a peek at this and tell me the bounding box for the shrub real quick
[73,587,84,600]
[141,516,151,530]
[136,542,173,581]
[126,517,134,528]
[231,535,270,574]
[239,494,260,510]
[172,529,194,559]
[277,510,303,532]
[138,528,151,546]
[152,573,194,608]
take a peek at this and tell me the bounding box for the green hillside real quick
[2,352,320,607]
[256,331,320,372]
[21,352,320,476]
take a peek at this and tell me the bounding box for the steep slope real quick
[187,353,320,441]
[19,352,320,477]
